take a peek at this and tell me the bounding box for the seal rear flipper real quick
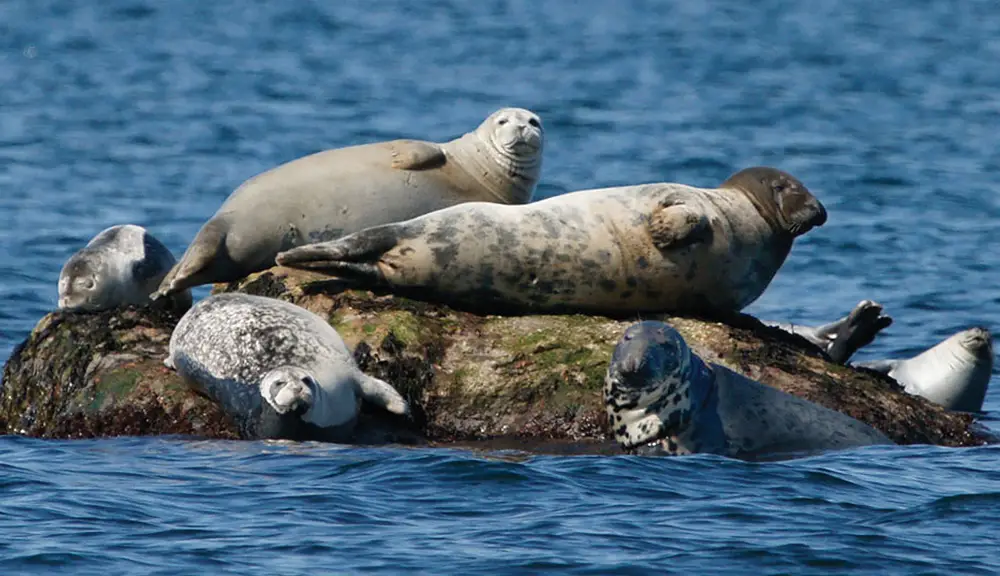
[648,204,712,250]
[276,224,401,284]
[388,140,447,171]
[356,373,410,418]
[825,301,893,364]
[153,219,229,299]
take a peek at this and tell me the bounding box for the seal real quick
[854,327,994,413]
[767,300,893,364]
[58,224,192,313]
[604,321,893,460]
[166,293,410,441]
[154,107,544,298]
[276,166,827,316]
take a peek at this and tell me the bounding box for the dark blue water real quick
[2,0,999,573]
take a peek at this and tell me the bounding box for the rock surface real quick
[1,267,992,450]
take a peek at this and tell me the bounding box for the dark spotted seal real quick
[276,167,827,316]
[58,224,191,312]
[154,107,544,298]
[604,321,892,460]
[166,293,409,441]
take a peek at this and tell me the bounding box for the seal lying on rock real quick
[604,320,892,460]
[767,300,893,364]
[58,224,191,313]
[166,293,410,441]
[154,107,544,298]
[277,167,827,316]
[854,327,994,413]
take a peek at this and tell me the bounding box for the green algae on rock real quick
[1,266,992,449]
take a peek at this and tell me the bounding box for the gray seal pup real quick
[276,166,827,317]
[854,327,994,413]
[767,300,893,364]
[604,321,892,460]
[154,107,544,298]
[58,224,192,313]
[166,293,410,441]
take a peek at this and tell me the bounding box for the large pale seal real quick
[166,293,410,441]
[276,167,827,316]
[58,224,192,313]
[154,107,544,298]
[604,321,892,460]
[768,300,893,364]
[854,327,994,412]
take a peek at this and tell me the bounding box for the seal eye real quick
[528,117,540,128]
[497,118,508,126]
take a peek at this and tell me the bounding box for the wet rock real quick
[1,267,992,449]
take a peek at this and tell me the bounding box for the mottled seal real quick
[767,300,893,364]
[854,327,994,413]
[604,321,892,460]
[276,166,827,316]
[58,224,192,313]
[166,293,410,441]
[154,107,544,298]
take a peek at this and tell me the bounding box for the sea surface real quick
[2,0,999,573]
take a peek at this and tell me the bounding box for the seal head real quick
[459,107,544,203]
[721,167,827,237]
[605,321,713,450]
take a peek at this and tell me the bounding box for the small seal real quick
[276,166,827,316]
[58,224,191,312]
[854,327,994,413]
[604,321,892,460]
[768,300,893,364]
[166,293,410,441]
[154,107,544,298]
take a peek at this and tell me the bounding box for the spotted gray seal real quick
[153,107,543,299]
[767,300,893,364]
[604,321,893,460]
[854,327,994,413]
[58,224,192,313]
[276,166,827,316]
[166,293,410,441]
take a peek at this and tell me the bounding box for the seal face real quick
[605,321,892,460]
[166,293,409,441]
[58,224,191,313]
[855,327,994,412]
[276,166,827,317]
[153,107,544,298]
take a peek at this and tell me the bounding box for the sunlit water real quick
[2,0,999,573]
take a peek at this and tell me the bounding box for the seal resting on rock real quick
[166,293,410,441]
[58,224,191,313]
[854,327,994,413]
[276,166,827,316]
[604,321,892,460]
[768,300,893,364]
[154,107,544,298]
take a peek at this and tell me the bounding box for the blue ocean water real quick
[1,0,999,573]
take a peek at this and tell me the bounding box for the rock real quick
[1,267,993,450]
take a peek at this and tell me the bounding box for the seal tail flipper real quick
[275,224,400,284]
[823,300,893,364]
[152,219,228,299]
[852,359,900,374]
[356,373,410,418]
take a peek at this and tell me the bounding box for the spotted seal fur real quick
[166,293,409,441]
[58,224,191,313]
[276,167,827,316]
[604,321,893,460]
[154,107,544,298]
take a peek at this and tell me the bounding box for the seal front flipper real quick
[824,300,893,364]
[852,359,900,374]
[389,140,447,171]
[275,224,401,284]
[153,219,229,300]
[648,204,712,250]
[356,373,411,417]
